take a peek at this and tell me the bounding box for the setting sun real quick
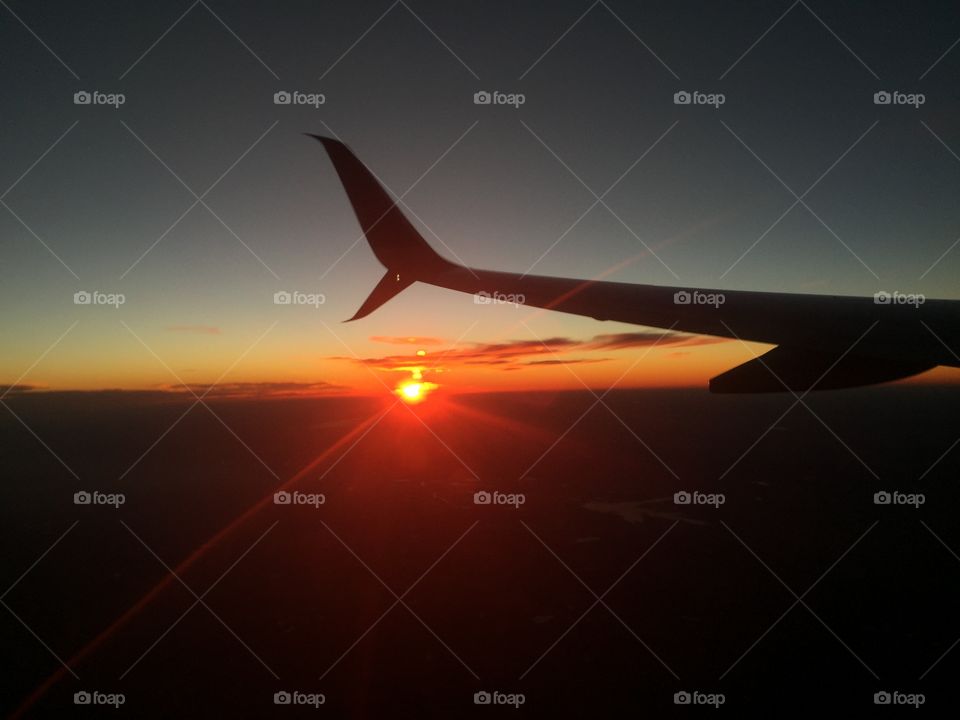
[401,382,423,401]
[396,380,437,404]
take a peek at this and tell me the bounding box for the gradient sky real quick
[2,0,960,395]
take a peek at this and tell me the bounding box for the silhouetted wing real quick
[312,135,960,392]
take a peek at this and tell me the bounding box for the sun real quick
[401,382,423,401]
[396,380,437,404]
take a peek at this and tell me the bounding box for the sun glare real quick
[396,380,437,404]
[401,382,422,400]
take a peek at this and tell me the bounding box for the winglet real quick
[308,134,456,321]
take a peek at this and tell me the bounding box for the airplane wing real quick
[310,135,960,393]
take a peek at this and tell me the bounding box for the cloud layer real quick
[337,331,727,373]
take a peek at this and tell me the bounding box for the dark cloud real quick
[0,384,43,395]
[586,332,727,350]
[157,381,347,398]
[524,358,610,366]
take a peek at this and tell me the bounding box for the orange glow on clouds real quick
[5,325,959,396]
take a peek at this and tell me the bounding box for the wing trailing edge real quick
[709,346,937,393]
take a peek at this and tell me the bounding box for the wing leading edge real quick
[310,135,960,393]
